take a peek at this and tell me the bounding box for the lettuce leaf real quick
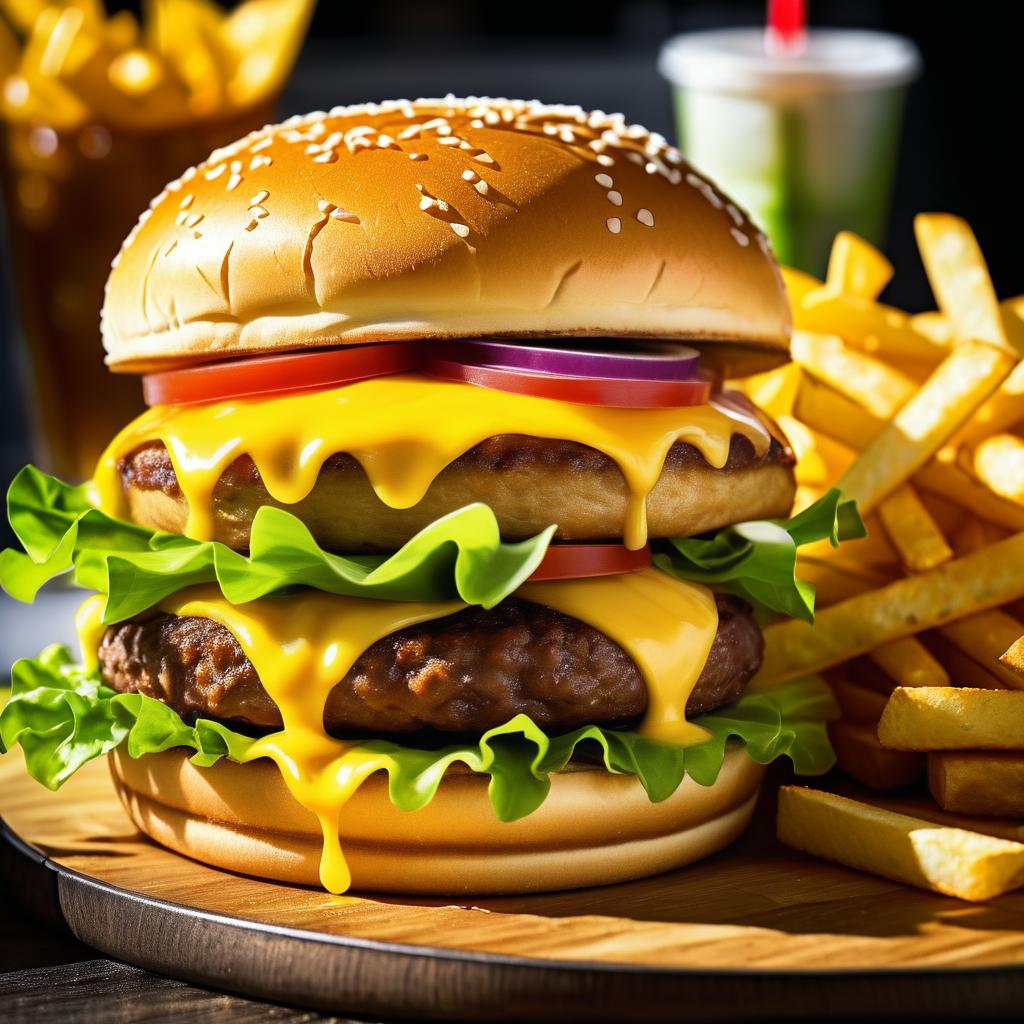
[2,468,862,626]
[654,488,866,623]
[0,466,555,622]
[1,646,837,819]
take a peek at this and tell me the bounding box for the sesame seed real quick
[607,190,622,206]
[438,136,460,146]
[418,197,434,211]
[474,153,495,165]
[330,209,360,223]
[250,137,273,153]
[644,162,659,175]
[204,164,226,180]
[305,143,322,155]
[636,208,654,227]
[250,206,269,219]
[626,152,644,165]
[318,198,333,212]
[230,160,242,173]
[376,133,397,148]
[473,180,489,195]
[179,194,194,210]
[595,173,613,188]
[227,173,243,191]
[408,152,427,160]
[450,223,470,238]
[596,154,615,167]
[184,213,203,228]
[251,190,269,206]
[731,227,750,247]
[607,217,621,234]
[313,151,337,164]
[250,155,272,169]
[462,169,479,182]
[726,203,744,226]
[470,118,484,128]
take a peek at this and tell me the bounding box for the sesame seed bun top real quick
[101,97,791,377]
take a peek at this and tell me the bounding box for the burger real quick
[0,98,856,895]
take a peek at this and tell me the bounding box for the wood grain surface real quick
[2,754,1024,1020]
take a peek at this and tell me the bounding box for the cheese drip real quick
[78,571,718,893]
[92,375,770,550]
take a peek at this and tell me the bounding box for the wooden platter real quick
[2,755,1023,1021]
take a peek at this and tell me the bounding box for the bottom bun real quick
[110,745,765,895]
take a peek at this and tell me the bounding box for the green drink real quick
[659,29,920,275]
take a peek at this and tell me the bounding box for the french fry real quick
[950,514,1008,557]
[756,532,1024,683]
[826,230,893,299]
[910,311,954,347]
[877,484,954,572]
[915,489,966,538]
[917,460,1024,532]
[221,0,315,107]
[780,265,821,307]
[1001,636,1024,680]
[799,514,900,570]
[795,288,946,364]
[867,638,951,689]
[738,362,802,419]
[779,415,854,487]
[828,720,923,790]
[795,557,890,606]
[953,361,1024,447]
[793,375,884,451]
[920,633,1007,690]
[777,786,1024,901]
[878,687,1024,751]
[971,433,1024,503]
[827,789,1024,844]
[791,330,917,420]
[915,213,1018,355]
[929,752,1024,817]
[829,679,890,721]
[837,340,1017,514]
[1,14,19,77]
[939,610,1024,690]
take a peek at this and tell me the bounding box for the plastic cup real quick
[659,29,921,275]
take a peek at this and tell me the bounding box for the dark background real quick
[0,0,1016,507]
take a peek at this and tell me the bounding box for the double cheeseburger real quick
[1,98,842,895]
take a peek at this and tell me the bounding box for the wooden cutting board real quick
[1,755,1022,1021]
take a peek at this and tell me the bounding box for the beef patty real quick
[98,594,763,738]
[118,429,795,553]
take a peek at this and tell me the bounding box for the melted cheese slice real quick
[92,374,770,550]
[78,570,718,893]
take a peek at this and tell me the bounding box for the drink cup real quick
[659,29,921,274]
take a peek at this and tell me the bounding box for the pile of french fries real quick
[0,0,314,129]
[745,216,1024,902]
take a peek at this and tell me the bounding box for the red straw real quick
[765,0,807,56]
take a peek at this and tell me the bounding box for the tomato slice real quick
[142,344,420,407]
[528,543,652,581]
[421,357,711,408]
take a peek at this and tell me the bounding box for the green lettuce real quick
[0,466,555,622]
[1,646,837,819]
[654,488,866,622]
[1,468,861,625]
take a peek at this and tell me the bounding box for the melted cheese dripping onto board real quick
[92,375,770,550]
[80,570,718,893]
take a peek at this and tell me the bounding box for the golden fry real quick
[1001,636,1024,680]
[829,720,923,790]
[939,610,1024,690]
[777,786,1024,902]
[826,231,893,299]
[915,213,1017,354]
[829,680,890,722]
[838,340,1016,514]
[791,330,917,420]
[868,637,950,689]
[972,433,1024,503]
[878,687,1024,751]
[921,633,1007,690]
[756,532,1024,683]
[929,752,1024,817]
[793,375,884,450]
[877,484,954,573]
[918,460,1024,532]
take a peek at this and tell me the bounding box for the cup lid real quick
[659,28,922,94]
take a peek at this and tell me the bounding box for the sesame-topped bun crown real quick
[102,97,790,376]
